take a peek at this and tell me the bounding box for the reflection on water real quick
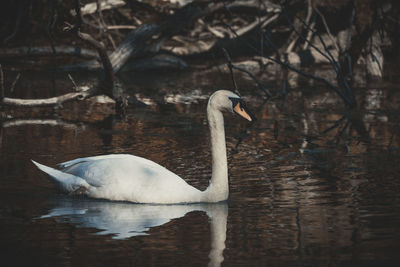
[0,72,400,265]
[39,198,227,266]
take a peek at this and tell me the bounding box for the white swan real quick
[32,90,254,204]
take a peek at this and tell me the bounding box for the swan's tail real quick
[32,160,91,193]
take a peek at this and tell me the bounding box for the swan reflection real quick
[39,198,227,266]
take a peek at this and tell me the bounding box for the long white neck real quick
[201,103,229,202]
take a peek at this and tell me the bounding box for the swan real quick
[32,90,254,204]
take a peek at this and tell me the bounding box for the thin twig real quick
[370,50,383,75]
[74,0,83,31]
[77,31,114,96]
[106,25,137,30]
[335,119,349,144]
[321,115,347,134]
[286,0,312,53]
[9,73,21,93]
[222,48,240,96]
[314,7,340,53]
[232,65,271,98]
[68,73,78,91]
[96,0,105,27]
[107,34,117,50]
[302,19,315,50]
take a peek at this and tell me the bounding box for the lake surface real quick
[0,69,400,266]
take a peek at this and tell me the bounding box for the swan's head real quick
[208,90,255,122]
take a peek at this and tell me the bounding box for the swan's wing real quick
[59,154,202,203]
[61,154,175,184]
[59,154,130,169]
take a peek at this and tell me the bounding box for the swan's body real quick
[33,90,253,204]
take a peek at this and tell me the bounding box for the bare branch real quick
[230,22,354,105]
[302,19,315,50]
[77,31,114,95]
[68,74,78,91]
[287,15,336,68]
[288,13,356,106]
[286,0,312,53]
[231,64,271,98]
[71,0,114,96]
[314,7,340,53]
[222,48,240,96]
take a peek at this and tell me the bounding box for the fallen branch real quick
[0,46,99,59]
[2,90,93,107]
[109,24,160,73]
[121,54,188,72]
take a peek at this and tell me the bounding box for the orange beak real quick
[233,102,253,122]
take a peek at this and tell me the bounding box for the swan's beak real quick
[233,101,255,122]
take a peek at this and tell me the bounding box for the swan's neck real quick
[202,105,229,202]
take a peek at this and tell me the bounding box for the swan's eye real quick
[228,97,241,110]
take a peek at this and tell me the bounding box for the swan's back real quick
[45,154,203,203]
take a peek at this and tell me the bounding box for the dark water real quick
[1,70,400,266]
